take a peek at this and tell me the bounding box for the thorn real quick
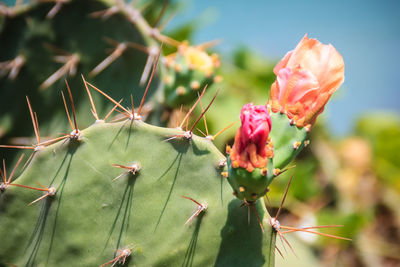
[213,120,239,140]
[178,85,207,129]
[275,175,294,220]
[274,165,296,177]
[280,225,351,241]
[198,95,209,136]
[195,128,207,137]
[40,53,79,90]
[112,163,140,181]
[89,42,127,77]
[89,5,119,19]
[158,7,176,32]
[195,39,222,50]
[181,196,207,225]
[275,245,284,259]
[280,225,344,234]
[81,75,99,120]
[46,0,67,19]
[64,79,78,131]
[26,96,40,144]
[189,88,220,134]
[104,99,123,121]
[7,154,24,184]
[61,91,74,131]
[273,168,281,176]
[153,0,169,27]
[0,54,25,80]
[137,43,162,117]
[100,248,131,267]
[86,81,131,116]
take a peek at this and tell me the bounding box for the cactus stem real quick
[181,196,207,225]
[40,53,79,90]
[100,248,131,267]
[89,42,128,77]
[212,120,239,140]
[111,163,140,181]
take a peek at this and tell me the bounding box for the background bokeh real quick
[167,0,400,136]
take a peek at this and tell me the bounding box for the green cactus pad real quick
[269,112,308,169]
[0,120,275,266]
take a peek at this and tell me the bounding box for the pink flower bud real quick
[270,35,345,128]
[229,103,273,172]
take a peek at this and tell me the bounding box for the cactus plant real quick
[0,2,350,264]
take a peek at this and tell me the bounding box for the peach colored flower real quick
[269,35,345,128]
[229,103,273,172]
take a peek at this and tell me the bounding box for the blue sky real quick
[168,0,400,135]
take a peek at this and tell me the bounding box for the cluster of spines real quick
[0,0,221,108]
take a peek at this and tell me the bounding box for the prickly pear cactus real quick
[0,6,349,264]
[0,118,276,266]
